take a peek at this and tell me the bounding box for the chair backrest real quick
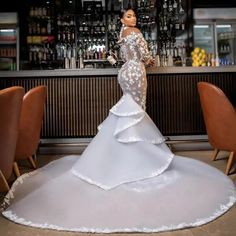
[0,86,24,179]
[15,85,47,160]
[198,82,236,151]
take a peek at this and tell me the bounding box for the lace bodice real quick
[120,31,152,64]
[118,31,152,110]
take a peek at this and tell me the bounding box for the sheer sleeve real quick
[136,33,152,65]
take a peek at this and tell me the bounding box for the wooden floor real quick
[0,150,236,236]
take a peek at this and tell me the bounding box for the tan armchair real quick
[197,82,236,175]
[0,86,24,191]
[14,85,47,177]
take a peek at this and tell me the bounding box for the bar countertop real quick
[0,66,236,78]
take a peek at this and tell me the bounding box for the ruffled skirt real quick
[1,94,236,233]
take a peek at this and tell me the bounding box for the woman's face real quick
[121,9,137,27]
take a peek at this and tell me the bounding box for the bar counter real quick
[0,66,236,140]
[0,66,236,77]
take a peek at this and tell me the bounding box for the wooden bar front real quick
[0,67,236,139]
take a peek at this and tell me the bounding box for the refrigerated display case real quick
[0,13,19,71]
[193,8,236,66]
[217,24,236,65]
[193,24,215,54]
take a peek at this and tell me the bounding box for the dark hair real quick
[119,7,138,19]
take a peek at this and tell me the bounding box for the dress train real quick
[1,94,236,233]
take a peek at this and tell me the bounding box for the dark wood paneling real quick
[1,72,236,138]
[5,76,122,138]
[147,73,236,135]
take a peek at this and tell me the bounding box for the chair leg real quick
[225,152,235,175]
[0,170,10,191]
[13,162,21,178]
[33,153,37,161]
[28,155,36,169]
[212,149,219,161]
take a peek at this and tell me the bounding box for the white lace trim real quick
[117,136,166,144]
[1,171,39,212]
[72,154,174,190]
[1,156,236,233]
[2,187,236,233]
[0,159,59,212]
[110,107,144,117]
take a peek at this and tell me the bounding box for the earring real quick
[122,23,127,30]
[119,23,125,40]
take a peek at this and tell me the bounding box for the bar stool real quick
[198,81,236,175]
[13,85,47,177]
[0,86,24,191]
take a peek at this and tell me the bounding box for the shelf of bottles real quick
[26,4,56,69]
[157,0,187,66]
[0,28,17,70]
[106,1,122,64]
[23,0,192,70]
[137,0,158,57]
[55,14,76,69]
[76,1,108,69]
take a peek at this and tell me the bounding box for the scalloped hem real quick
[2,192,236,233]
[1,155,236,233]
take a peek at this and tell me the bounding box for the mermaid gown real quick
[1,31,236,233]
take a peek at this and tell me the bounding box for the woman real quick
[1,8,236,233]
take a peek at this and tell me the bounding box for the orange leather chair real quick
[13,85,47,177]
[198,82,236,175]
[0,86,24,191]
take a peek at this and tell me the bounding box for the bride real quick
[1,8,236,233]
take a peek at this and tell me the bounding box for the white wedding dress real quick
[1,31,236,233]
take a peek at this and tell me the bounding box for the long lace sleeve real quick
[136,33,152,65]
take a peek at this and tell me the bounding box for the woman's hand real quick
[147,58,155,67]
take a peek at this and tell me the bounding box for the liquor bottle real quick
[29,7,34,17]
[41,21,47,35]
[215,54,220,67]
[79,49,84,68]
[173,46,178,65]
[28,23,32,35]
[211,54,216,67]
[176,47,182,66]
[174,14,180,30]
[182,20,185,30]
[206,54,211,67]
[168,0,173,12]
[47,19,52,34]
[107,50,117,67]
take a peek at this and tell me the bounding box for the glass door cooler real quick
[0,13,19,71]
[193,8,236,66]
[216,23,236,66]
